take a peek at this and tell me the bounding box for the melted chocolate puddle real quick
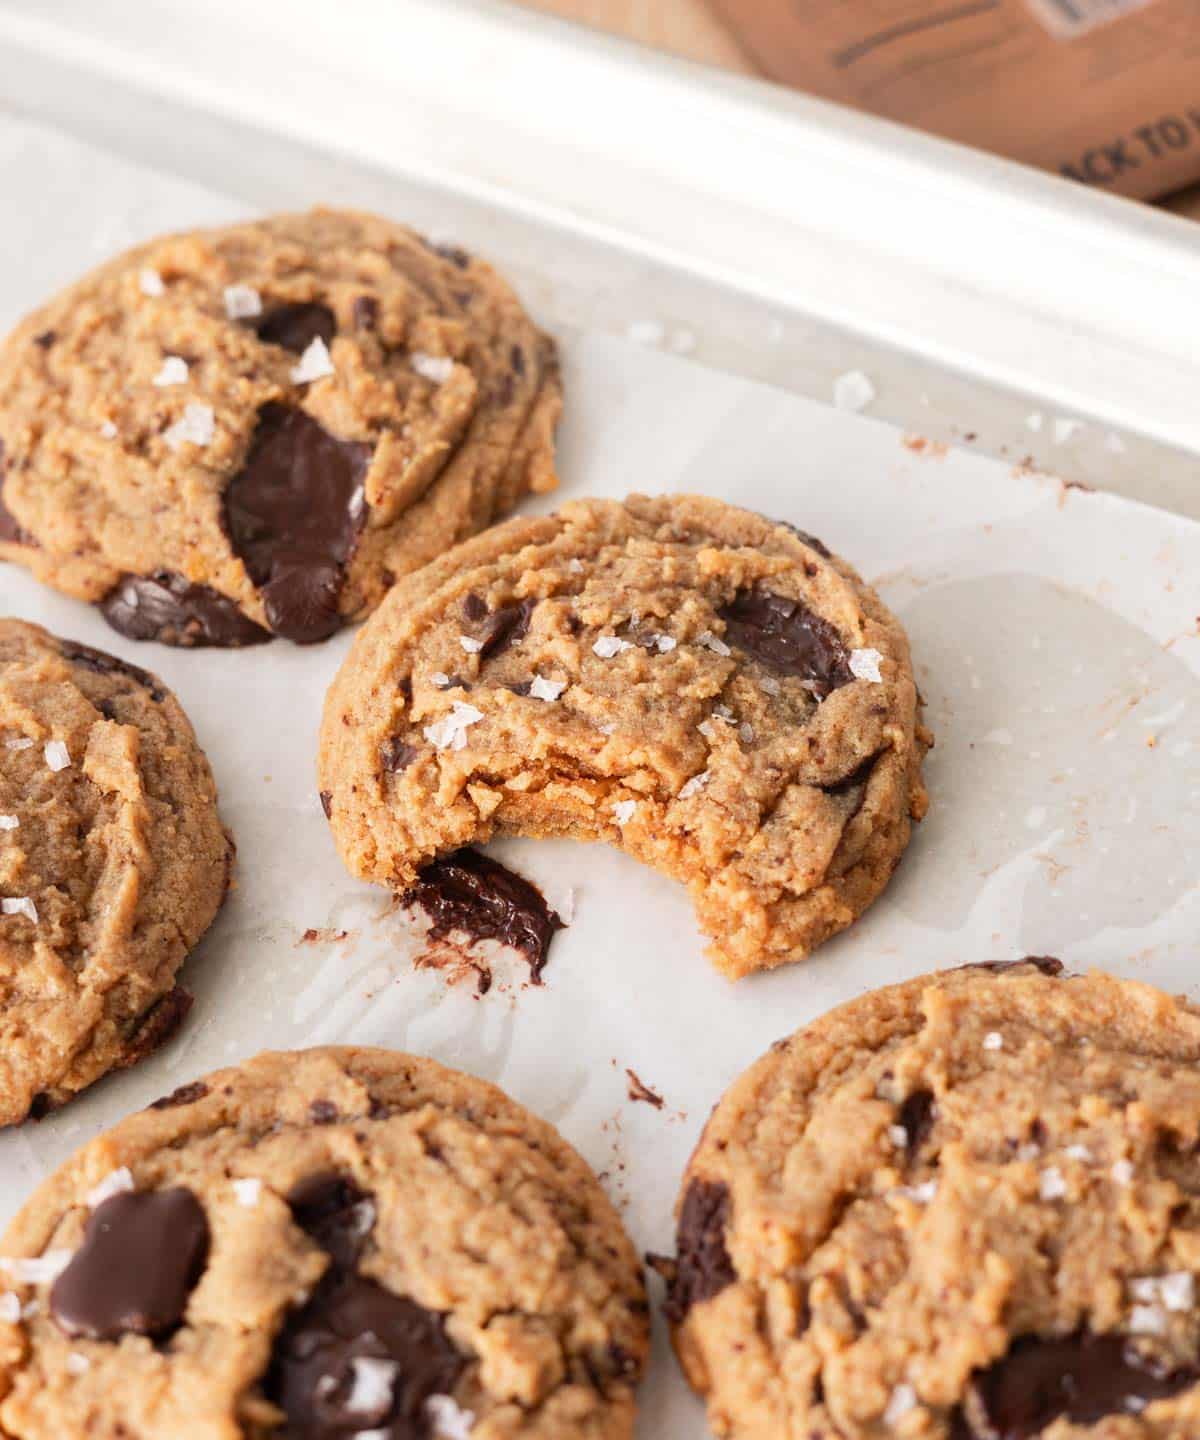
[402,848,564,992]
[224,404,371,643]
[266,1174,466,1439]
[717,588,852,698]
[951,1330,1200,1437]
[99,571,271,648]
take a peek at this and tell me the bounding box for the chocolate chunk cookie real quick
[0,209,561,645]
[0,1047,648,1438]
[318,494,929,978]
[0,620,230,1124]
[664,961,1200,1437]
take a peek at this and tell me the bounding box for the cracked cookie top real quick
[0,1046,648,1440]
[319,493,928,978]
[667,961,1200,1438]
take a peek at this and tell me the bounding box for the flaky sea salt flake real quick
[850,648,883,683]
[1129,1304,1167,1336]
[0,1293,19,1323]
[883,1383,917,1425]
[152,355,189,387]
[344,1357,398,1416]
[1064,1144,1093,1163]
[223,284,262,320]
[423,702,485,752]
[612,800,637,825]
[44,740,71,772]
[233,1178,262,1208]
[834,369,875,413]
[983,1032,1003,1051]
[459,636,484,654]
[529,676,566,702]
[888,1125,908,1149]
[291,337,335,385]
[697,631,731,657]
[2,898,37,924]
[679,771,710,800]
[0,815,17,830]
[164,402,215,451]
[0,1251,73,1285]
[1039,1166,1067,1201]
[86,1167,134,1208]
[5,738,34,751]
[430,672,451,689]
[651,634,677,653]
[65,1352,90,1375]
[426,1394,476,1440]
[100,420,118,439]
[410,352,454,384]
[1112,1159,1134,1186]
[593,635,633,659]
[1054,417,1084,445]
[138,267,164,297]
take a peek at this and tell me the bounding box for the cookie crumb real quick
[138,267,165,297]
[2,898,38,924]
[85,1167,134,1208]
[625,1069,665,1109]
[290,337,335,385]
[223,284,262,320]
[410,352,454,384]
[44,740,71,772]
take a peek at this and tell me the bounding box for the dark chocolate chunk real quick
[320,790,333,820]
[32,330,56,350]
[353,295,380,331]
[58,638,167,701]
[116,986,194,1071]
[267,1174,467,1438]
[510,343,525,376]
[897,1089,936,1158]
[664,1178,736,1323]
[149,1080,210,1111]
[255,302,336,355]
[310,1100,339,1125]
[967,957,1065,978]
[717,589,852,698]
[426,239,471,270]
[461,592,488,624]
[953,1330,1200,1438]
[404,848,564,984]
[0,441,33,547]
[224,404,370,644]
[100,571,271,648]
[51,1189,210,1340]
[480,598,536,659]
[380,737,419,775]
[774,520,832,558]
[27,1093,55,1121]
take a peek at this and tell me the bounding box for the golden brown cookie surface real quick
[0,619,229,1124]
[0,209,560,644]
[666,961,1200,1437]
[0,1047,648,1439]
[319,494,928,978]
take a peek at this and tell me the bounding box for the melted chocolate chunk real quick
[267,1174,467,1439]
[664,1179,736,1323]
[224,404,370,643]
[897,1089,936,1158]
[404,848,564,984]
[320,790,333,820]
[51,1189,209,1340]
[717,589,852,698]
[59,638,166,701]
[100,571,271,648]
[0,441,33,547]
[150,1080,210,1110]
[380,738,419,774]
[255,302,336,355]
[475,598,536,659]
[953,1331,1200,1438]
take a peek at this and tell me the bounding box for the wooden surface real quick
[519,0,1198,219]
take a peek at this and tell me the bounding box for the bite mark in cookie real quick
[319,495,929,978]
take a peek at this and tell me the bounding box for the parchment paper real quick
[2,114,1200,1438]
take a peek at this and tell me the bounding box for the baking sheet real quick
[2,118,1200,1439]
